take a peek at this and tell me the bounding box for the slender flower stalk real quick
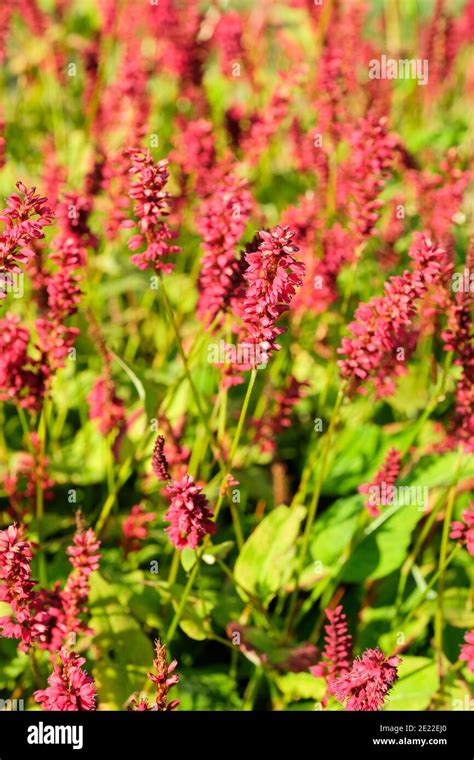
[129,639,179,711]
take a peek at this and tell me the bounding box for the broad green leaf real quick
[276,673,326,703]
[234,505,306,606]
[177,669,242,711]
[386,657,439,711]
[52,422,107,484]
[178,599,209,641]
[443,588,474,629]
[341,500,422,582]
[323,426,383,496]
[359,605,430,652]
[310,495,363,573]
[408,452,474,489]
[89,573,154,709]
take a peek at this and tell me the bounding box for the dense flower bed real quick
[0,0,473,712]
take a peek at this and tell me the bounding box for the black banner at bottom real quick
[0,710,471,757]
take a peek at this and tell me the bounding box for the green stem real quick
[16,406,34,453]
[434,448,463,684]
[160,278,225,469]
[385,0,400,54]
[242,667,263,711]
[95,455,133,536]
[36,403,48,585]
[395,486,449,619]
[166,559,200,642]
[166,370,258,643]
[401,545,460,629]
[300,384,345,572]
[284,383,345,637]
[167,549,180,586]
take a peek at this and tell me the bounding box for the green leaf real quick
[408,452,474,489]
[52,422,107,484]
[310,495,362,573]
[234,505,306,606]
[443,588,474,629]
[177,669,242,710]
[323,426,383,496]
[204,540,235,559]
[341,500,422,582]
[181,547,197,572]
[359,605,430,652]
[386,657,439,711]
[89,573,154,709]
[276,673,326,703]
[178,600,209,641]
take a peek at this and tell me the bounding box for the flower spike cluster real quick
[196,174,253,326]
[164,475,216,550]
[152,434,171,481]
[0,524,47,650]
[347,113,396,241]
[34,648,97,711]
[310,605,352,686]
[332,648,401,711]
[0,517,100,654]
[0,182,53,300]
[122,148,180,274]
[61,521,101,637]
[358,448,402,517]
[121,505,155,556]
[152,434,215,550]
[338,234,447,396]
[240,225,304,365]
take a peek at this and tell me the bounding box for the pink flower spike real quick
[359,449,402,517]
[450,504,474,556]
[123,148,180,273]
[459,630,474,673]
[332,648,401,711]
[34,647,97,711]
[121,505,155,556]
[128,639,179,711]
[164,474,216,550]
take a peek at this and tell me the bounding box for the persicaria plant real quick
[0,0,472,716]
